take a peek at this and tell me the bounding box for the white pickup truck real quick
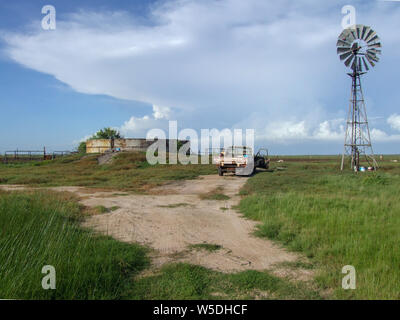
[214,147,269,176]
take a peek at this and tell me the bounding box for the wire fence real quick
[1,149,74,164]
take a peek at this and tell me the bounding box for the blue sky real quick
[0,0,399,154]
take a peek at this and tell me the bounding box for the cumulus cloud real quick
[152,105,171,120]
[119,105,171,137]
[0,1,352,113]
[2,0,400,150]
[387,114,400,131]
[263,121,308,141]
[312,119,345,141]
[370,128,400,142]
[254,118,345,142]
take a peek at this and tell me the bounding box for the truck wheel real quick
[218,167,224,176]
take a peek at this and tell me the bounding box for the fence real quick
[1,149,73,163]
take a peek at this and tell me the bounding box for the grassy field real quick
[0,152,215,192]
[0,190,318,300]
[239,155,400,299]
[0,153,399,299]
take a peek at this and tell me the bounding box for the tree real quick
[78,141,86,154]
[91,127,123,140]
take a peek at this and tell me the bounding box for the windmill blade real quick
[340,51,353,61]
[364,30,376,42]
[361,26,369,40]
[339,29,349,39]
[356,25,362,39]
[361,26,372,41]
[368,42,381,49]
[362,57,370,71]
[367,50,379,58]
[342,28,355,42]
[367,48,382,55]
[337,46,352,54]
[338,29,354,45]
[367,35,379,44]
[358,56,363,72]
[365,54,376,67]
[367,52,379,62]
[350,29,358,41]
[337,39,351,47]
[344,54,355,67]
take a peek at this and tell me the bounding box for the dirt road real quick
[1,176,307,275]
[78,175,300,273]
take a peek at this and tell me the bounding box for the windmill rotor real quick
[337,24,381,73]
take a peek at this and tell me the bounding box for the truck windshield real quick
[223,147,253,157]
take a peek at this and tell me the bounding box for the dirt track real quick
[79,175,301,273]
[1,176,310,277]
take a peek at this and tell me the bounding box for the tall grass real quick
[0,191,148,299]
[239,160,400,299]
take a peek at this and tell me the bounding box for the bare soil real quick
[0,176,311,278]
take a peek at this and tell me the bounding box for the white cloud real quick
[387,114,400,131]
[2,0,400,150]
[120,105,171,137]
[72,134,93,145]
[312,119,345,141]
[0,1,349,114]
[242,115,345,142]
[371,128,400,142]
[266,121,308,140]
[152,105,171,120]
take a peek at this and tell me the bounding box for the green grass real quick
[0,190,149,299]
[129,263,320,300]
[0,189,316,300]
[204,193,230,200]
[2,153,398,299]
[189,243,222,252]
[158,203,191,208]
[0,152,215,193]
[239,156,400,299]
[94,205,110,213]
[94,205,121,213]
[200,187,230,200]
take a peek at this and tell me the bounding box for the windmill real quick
[337,24,381,171]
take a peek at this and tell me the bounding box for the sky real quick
[0,0,399,154]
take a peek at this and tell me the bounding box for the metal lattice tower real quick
[337,25,381,171]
